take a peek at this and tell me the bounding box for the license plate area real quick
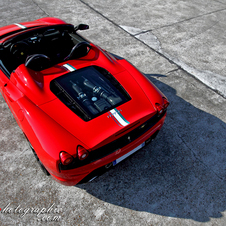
[113,142,145,166]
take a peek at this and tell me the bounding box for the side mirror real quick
[74,24,89,32]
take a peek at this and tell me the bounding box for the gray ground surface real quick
[0,0,226,225]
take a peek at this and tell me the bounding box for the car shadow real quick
[77,73,226,222]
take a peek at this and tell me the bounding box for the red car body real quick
[0,17,169,186]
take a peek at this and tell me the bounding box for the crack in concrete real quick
[32,0,50,16]
[215,0,226,5]
[166,68,180,74]
[168,21,220,45]
[174,127,224,181]
[152,7,226,31]
[78,0,124,32]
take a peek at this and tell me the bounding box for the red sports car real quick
[0,17,169,186]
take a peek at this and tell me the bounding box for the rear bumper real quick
[51,112,166,186]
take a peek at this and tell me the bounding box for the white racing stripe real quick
[14,23,26,29]
[110,108,130,127]
[63,64,76,72]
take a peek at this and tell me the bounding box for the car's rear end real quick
[38,59,169,186]
[54,109,167,186]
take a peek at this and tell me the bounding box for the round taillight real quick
[163,98,169,109]
[77,146,89,160]
[155,103,164,115]
[60,151,74,165]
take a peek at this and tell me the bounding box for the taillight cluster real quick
[155,97,169,116]
[77,146,89,160]
[60,146,89,166]
[60,151,74,165]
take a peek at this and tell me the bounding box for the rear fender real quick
[118,59,167,107]
[16,96,87,174]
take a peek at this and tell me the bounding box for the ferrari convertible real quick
[0,17,169,185]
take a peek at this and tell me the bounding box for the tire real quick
[27,140,50,176]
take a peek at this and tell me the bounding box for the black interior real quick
[25,54,52,71]
[0,24,89,75]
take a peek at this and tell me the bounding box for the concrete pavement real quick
[0,0,226,225]
[81,0,226,98]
